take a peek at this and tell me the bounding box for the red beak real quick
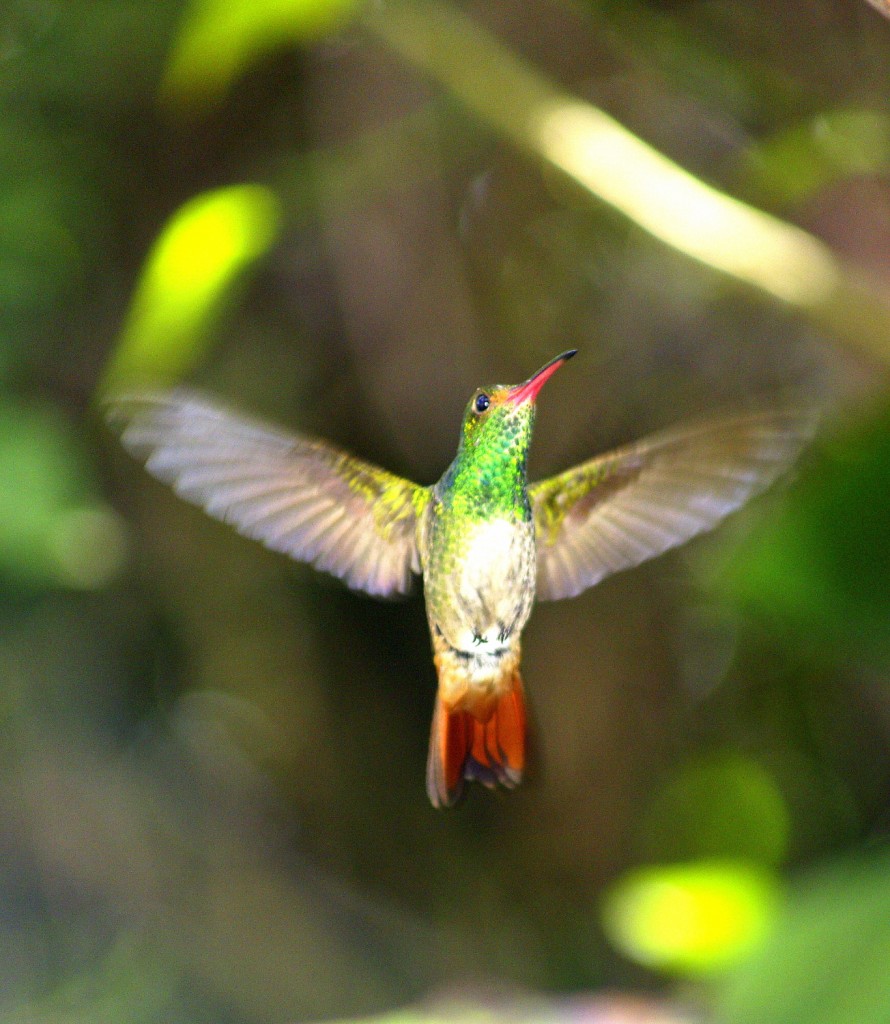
[508,350,577,406]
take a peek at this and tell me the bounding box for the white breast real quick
[463,518,520,579]
[450,518,535,652]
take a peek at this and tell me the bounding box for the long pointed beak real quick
[508,349,577,405]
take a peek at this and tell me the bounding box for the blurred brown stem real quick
[362,0,890,371]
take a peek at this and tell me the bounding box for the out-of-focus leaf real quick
[3,932,179,1024]
[0,400,127,589]
[0,119,104,369]
[602,861,781,976]
[711,401,890,663]
[161,0,362,109]
[0,1,178,110]
[640,753,790,867]
[714,854,890,1024]
[364,0,890,371]
[101,184,281,390]
[741,109,890,208]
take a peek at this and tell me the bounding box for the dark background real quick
[4,1,890,1021]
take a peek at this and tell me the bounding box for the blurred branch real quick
[863,0,890,20]
[363,0,890,369]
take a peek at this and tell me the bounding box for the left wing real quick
[106,390,427,597]
[531,408,816,601]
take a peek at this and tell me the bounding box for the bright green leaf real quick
[101,184,281,390]
[602,860,781,976]
[161,0,362,108]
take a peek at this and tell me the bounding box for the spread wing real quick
[105,390,427,597]
[531,408,816,601]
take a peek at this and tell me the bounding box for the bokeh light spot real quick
[603,861,781,975]
[641,753,791,867]
[47,505,129,590]
[102,184,281,389]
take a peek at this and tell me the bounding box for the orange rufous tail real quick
[426,674,526,808]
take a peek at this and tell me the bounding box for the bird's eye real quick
[474,393,490,414]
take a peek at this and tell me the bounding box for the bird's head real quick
[458,350,577,456]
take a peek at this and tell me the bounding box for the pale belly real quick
[423,516,537,657]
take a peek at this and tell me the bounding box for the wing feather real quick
[106,390,427,597]
[531,408,816,601]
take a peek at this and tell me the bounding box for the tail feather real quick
[426,675,526,808]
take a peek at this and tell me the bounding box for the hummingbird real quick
[106,352,813,807]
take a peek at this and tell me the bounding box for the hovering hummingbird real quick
[106,352,813,807]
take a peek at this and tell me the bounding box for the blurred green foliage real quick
[717,400,890,663]
[162,0,362,109]
[602,860,780,975]
[103,184,282,387]
[0,401,126,588]
[717,854,890,1024]
[742,109,890,209]
[639,752,791,867]
[3,0,890,1022]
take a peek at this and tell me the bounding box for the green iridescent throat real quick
[438,400,535,522]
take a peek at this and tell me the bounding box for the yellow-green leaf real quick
[161,0,363,109]
[101,184,281,390]
[602,860,780,976]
